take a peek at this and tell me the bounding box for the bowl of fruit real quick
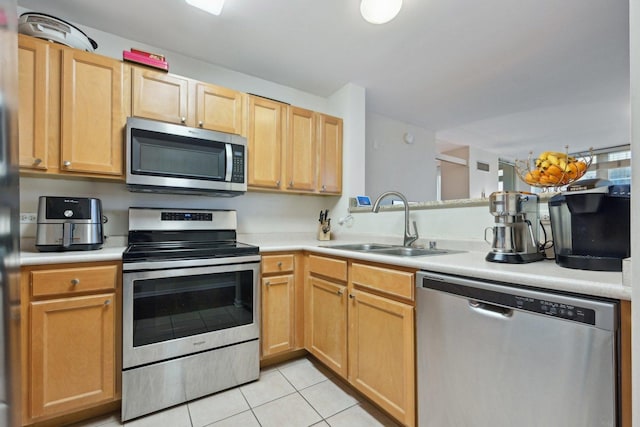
[515,148,592,190]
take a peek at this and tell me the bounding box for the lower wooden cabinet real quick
[306,275,348,377]
[20,261,121,425]
[30,293,116,418]
[260,253,304,359]
[348,289,415,426]
[304,254,416,427]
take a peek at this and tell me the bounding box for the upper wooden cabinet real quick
[18,35,126,179]
[195,82,243,134]
[61,49,124,176]
[131,68,189,125]
[317,113,343,194]
[131,66,243,135]
[247,95,343,195]
[286,106,317,192]
[18,35,49,171]
[247,95,285,189]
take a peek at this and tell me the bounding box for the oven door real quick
[122,260,260,369]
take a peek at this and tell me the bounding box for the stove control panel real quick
[161,212,213,221]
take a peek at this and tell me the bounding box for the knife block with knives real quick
[317,209,331,241]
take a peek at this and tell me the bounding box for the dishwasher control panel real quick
[515,296,595,325]
[421,274,598,326]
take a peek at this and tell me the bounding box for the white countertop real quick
[19,233,630,301]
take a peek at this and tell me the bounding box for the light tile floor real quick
[69,357,400,427]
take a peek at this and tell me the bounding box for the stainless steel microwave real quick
[125,117,247,196]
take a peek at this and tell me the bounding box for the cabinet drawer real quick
[350,262,415,301]
[31,265,118,297]
[308,255,347,282]
[262,254,295,274]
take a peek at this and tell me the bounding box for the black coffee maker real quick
[548,179,630,271]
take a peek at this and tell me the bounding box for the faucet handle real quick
[412,220,419,239]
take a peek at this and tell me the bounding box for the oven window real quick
[132,270,254,347]
[131,128,226,180]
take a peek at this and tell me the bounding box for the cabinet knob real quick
[337,289,344,296]
[63,160,71,167]
[33,158,42,165]
[265,281,271,287]
[198,120,203,127]
[321,185,326,191]
[349,294,355,299]
[180,117,186,124]
[104,299,111,306]
[70,278,80,286]
[277,262,283,268]
[289,180,294,187]
[276,180,281,187]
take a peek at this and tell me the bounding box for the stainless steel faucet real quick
[372,191,419,247]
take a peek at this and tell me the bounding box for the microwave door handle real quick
[225,144,233,182]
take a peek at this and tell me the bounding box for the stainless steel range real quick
[121,208,260,421]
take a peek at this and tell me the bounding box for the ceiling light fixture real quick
[360,0,402,24]
[186,0,225,16]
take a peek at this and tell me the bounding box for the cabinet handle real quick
[198,120,203,127]
[33,158,42,165]
[104,299,111,306]
[63,160,71,167]
[70,278,80,286]
[337,289,344,296]
[180,117,186,124]
[349,294,355,299]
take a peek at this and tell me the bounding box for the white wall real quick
[364,112,437,202]
[440,146,470,200]
[468,146,499,198]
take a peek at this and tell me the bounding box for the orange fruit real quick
[566,162,579,179]
[546,164,563,179]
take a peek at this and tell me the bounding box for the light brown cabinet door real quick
[131,67,189,125]
[261,274,295,357]
[247,96,284,189]
[305,275,347,377]
[286,106,316,192]
[60,50,124,176]
[30,293,116,419]
[348,289,415,427]
[195,82,243,134]
[18,35,49,170]
[317,114,343,194]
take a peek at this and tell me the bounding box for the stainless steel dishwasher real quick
[416,271,620,427]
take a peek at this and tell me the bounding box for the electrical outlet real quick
[20,213,37,223]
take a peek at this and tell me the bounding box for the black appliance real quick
[121,208,260,421]
[548,179,630,271]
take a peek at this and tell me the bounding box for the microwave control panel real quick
[231,145,245,183]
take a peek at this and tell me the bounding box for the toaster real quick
[35,196,104,252]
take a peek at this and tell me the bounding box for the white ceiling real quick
[17,0,630,160]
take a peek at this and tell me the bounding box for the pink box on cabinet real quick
[123,50,169,71]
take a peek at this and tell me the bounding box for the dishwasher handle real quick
[469,299,513,318]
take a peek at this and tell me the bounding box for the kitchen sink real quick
[372,247,450,257]
[325,243,395,251]
[324,243,460,257]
